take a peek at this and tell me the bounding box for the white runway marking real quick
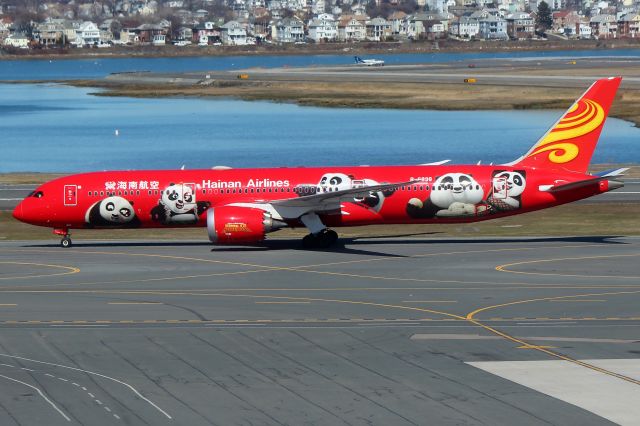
[468,359,640,426]
[0,353,172,419]
[0,373,71,422]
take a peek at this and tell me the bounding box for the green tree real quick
[536,1,553,31]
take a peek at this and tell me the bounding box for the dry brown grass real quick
[71,79,640,127]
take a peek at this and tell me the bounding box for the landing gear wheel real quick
[60,236,72,248]
[302,229,338,249]
[322,230,338,247]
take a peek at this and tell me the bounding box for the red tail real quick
[511,77,621,173]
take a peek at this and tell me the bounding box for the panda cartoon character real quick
[406,173,487,218]
[318,173,353,192]
[85,196,141,228]
[293,172,353,197]
[352,178,395,213]
[487,170,526,211]
[151,183,210,225]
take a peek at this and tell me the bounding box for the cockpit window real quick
[32,191,44,198]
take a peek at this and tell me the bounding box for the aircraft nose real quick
[12,199,42,224]
[12,202,24,222]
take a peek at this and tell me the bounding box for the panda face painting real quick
[85,196,140,228]
[318,173,352,192]
[431,173,484,208]
[100,198,133,223]
[151,183,210,225]
[161,184,196,214]
[494,171,526,197]
[488,170,527,211]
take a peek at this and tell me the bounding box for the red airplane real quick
[13,76,627,248]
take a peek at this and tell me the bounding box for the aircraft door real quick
[492,176,508,200]
[63,185,77,206]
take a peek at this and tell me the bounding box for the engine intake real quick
[207,206,284,244]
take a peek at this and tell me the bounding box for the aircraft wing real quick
[595,167,629,178]
[270,181,415,209]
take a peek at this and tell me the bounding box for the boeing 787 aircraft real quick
[13,77,626,248]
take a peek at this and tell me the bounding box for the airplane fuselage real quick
[14,165,611,232]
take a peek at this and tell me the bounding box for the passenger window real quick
[34,191,44,198]
[100,191,104,196]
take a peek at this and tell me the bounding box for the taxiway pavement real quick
[106,56,640,89]
[0,236,638,425]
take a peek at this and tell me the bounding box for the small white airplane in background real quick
[354,56,385,66]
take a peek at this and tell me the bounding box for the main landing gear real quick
[302,229,338,249]
[54,229,72,248]
[300,213,339,249]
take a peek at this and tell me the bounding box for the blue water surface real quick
[1,83,637,172]
[0,48,638,80]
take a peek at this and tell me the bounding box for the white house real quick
[366,17,391,41]
[308,15,337,42]
[387,11,408,36]
[449,16,480,38]
[3,32,30,48]
[220,21,247,45]
[590,14,617,38]
[272,17,305,43]
[478,15,508,39]
[76,21,101,46]
[337,16,366,42]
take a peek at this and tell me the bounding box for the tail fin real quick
[354,56,363,63]
[509,76,621,173]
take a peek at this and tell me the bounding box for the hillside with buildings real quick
[0,0,637,52]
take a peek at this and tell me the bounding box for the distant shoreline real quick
[1,38,640,61]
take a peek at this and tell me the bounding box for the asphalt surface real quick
[0,236,639,425]
[106,56,640,89]
[2,179,638,210]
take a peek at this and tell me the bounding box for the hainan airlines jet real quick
[13,77,627,248]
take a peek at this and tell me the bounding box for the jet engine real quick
[207,206,285,244]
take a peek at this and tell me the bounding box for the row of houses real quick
[3,8,640,49]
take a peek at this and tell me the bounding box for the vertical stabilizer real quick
[509,76,622,173]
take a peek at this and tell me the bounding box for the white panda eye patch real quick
[168,191,179,201]
[106,202,115,211]
[320,177,327,184]
[330,177,342,185]
[184,193,193,202]
[120,208,131,217]
[513,176,523,185]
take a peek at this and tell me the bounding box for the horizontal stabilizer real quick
[539,177,624,193]
[595,167,629,178]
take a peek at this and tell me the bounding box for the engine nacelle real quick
[207,206,284,244]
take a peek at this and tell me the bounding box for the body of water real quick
[1,83,637,173]
[0,48,638,80]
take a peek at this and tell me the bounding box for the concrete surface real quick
[0,236,638,425]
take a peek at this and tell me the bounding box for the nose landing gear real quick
[54,228,72,248]
[60,236,72,248]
